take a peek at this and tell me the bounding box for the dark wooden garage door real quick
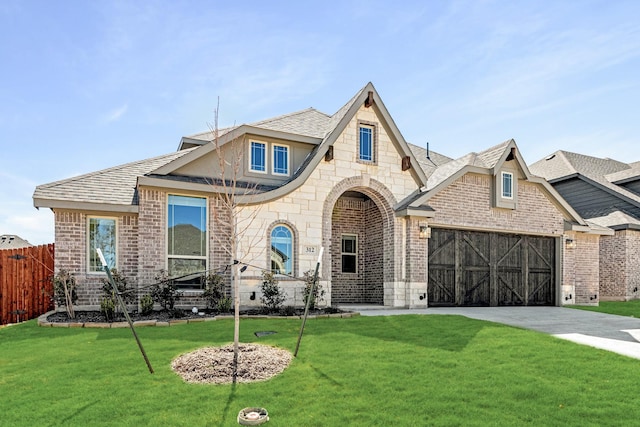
[428,228,556,307]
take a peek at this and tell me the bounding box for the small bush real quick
[51,270,78,319]
[100,297,116,322]
[280,305,297,316]
[217,296,232,313]
[260,271,287,314]
[100,269,135,314]
[151,270,180,310]
[302,269,325,310]
[202,273,225,310]
[140,294,154,315]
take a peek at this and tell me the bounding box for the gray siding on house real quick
[621,181,640,196]
[554,178,640,218]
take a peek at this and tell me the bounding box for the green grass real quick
[2,315,640,426]
[568,299,640,317]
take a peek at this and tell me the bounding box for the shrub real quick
[217,296,232,313]
[100,297,116,322]
[151,270,180,311]
[302,269,325,310]
[280,305,297,316]
[202,273,225,310]
[140,294,154,315]
[100,269,135,314]
[51,270,77,319]
[260,271,287,314]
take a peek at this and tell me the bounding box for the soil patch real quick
[172,343,292,384]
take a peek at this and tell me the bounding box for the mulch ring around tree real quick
[172,343,293,384]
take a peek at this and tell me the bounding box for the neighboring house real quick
[531,151,640,301]
[33,82,605,309]
[0,235,33,249]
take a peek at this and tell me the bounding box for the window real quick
[359,126,373,162]
[502,172,513,199]
[271,225,293,275]
[250,141,266,172]
[341,234,357,273]
[168,195,207,289]
[88,217,116,272]
[272,144,289,175]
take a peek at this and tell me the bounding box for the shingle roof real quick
[408,144,453,178]
[34,149,196,207]
[0,235,33,248]
[425,140,512,190]
[249,108,331,139]
[588,210,640,228]
[530,150,629,181]
[530,150,640,207]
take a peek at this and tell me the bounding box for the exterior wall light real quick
[419,223,430,239]
[565,238,577,249]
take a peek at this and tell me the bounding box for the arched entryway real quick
[322,177,397,305]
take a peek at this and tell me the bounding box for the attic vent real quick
[545,154,556,161]
[402,156,411,171]
[364,91,374,108]
[505,147,516,161]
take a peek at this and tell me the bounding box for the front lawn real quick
[2,315,640,426]
[569,299,640,317]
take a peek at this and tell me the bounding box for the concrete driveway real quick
[343,305,640,359]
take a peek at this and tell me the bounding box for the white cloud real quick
[104,104,128,123]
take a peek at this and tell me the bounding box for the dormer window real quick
[250,141,266,173]
[272,144,289,176]
[502,172,513,199]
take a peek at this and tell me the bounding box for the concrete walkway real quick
[340,305,640,360]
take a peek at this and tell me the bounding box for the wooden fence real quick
[0,244,55,325]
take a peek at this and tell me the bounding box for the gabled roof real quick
[178,108,331,150]
[530,150,629,182]
[145,82,429,202]
[33,149,196,212]
[396,139,585,225]
[530,150,640,213]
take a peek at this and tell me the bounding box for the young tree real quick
[208,100,265,382]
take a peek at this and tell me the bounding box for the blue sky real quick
[2,0,639,245]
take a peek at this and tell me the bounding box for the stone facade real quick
[46,93,603,311]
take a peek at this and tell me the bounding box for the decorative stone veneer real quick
[600,229,640,301]
[233,103,417,308]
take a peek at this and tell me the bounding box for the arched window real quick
[271,225,293,275]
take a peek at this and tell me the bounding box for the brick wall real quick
[600,229,640,301]
[428,174,565,236]
[563,231,600,304]
[364,199,384,303]
[599,232,626,299]
[54,210,140,307]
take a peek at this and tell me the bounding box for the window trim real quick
[341,234,358,274]
[357,121,377,164]
[272,143,290,176]
[270,224,294,275]
[166,194,209,290]
[501,171,514,199]
[249,140,267,174]
[87,216,118,274]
